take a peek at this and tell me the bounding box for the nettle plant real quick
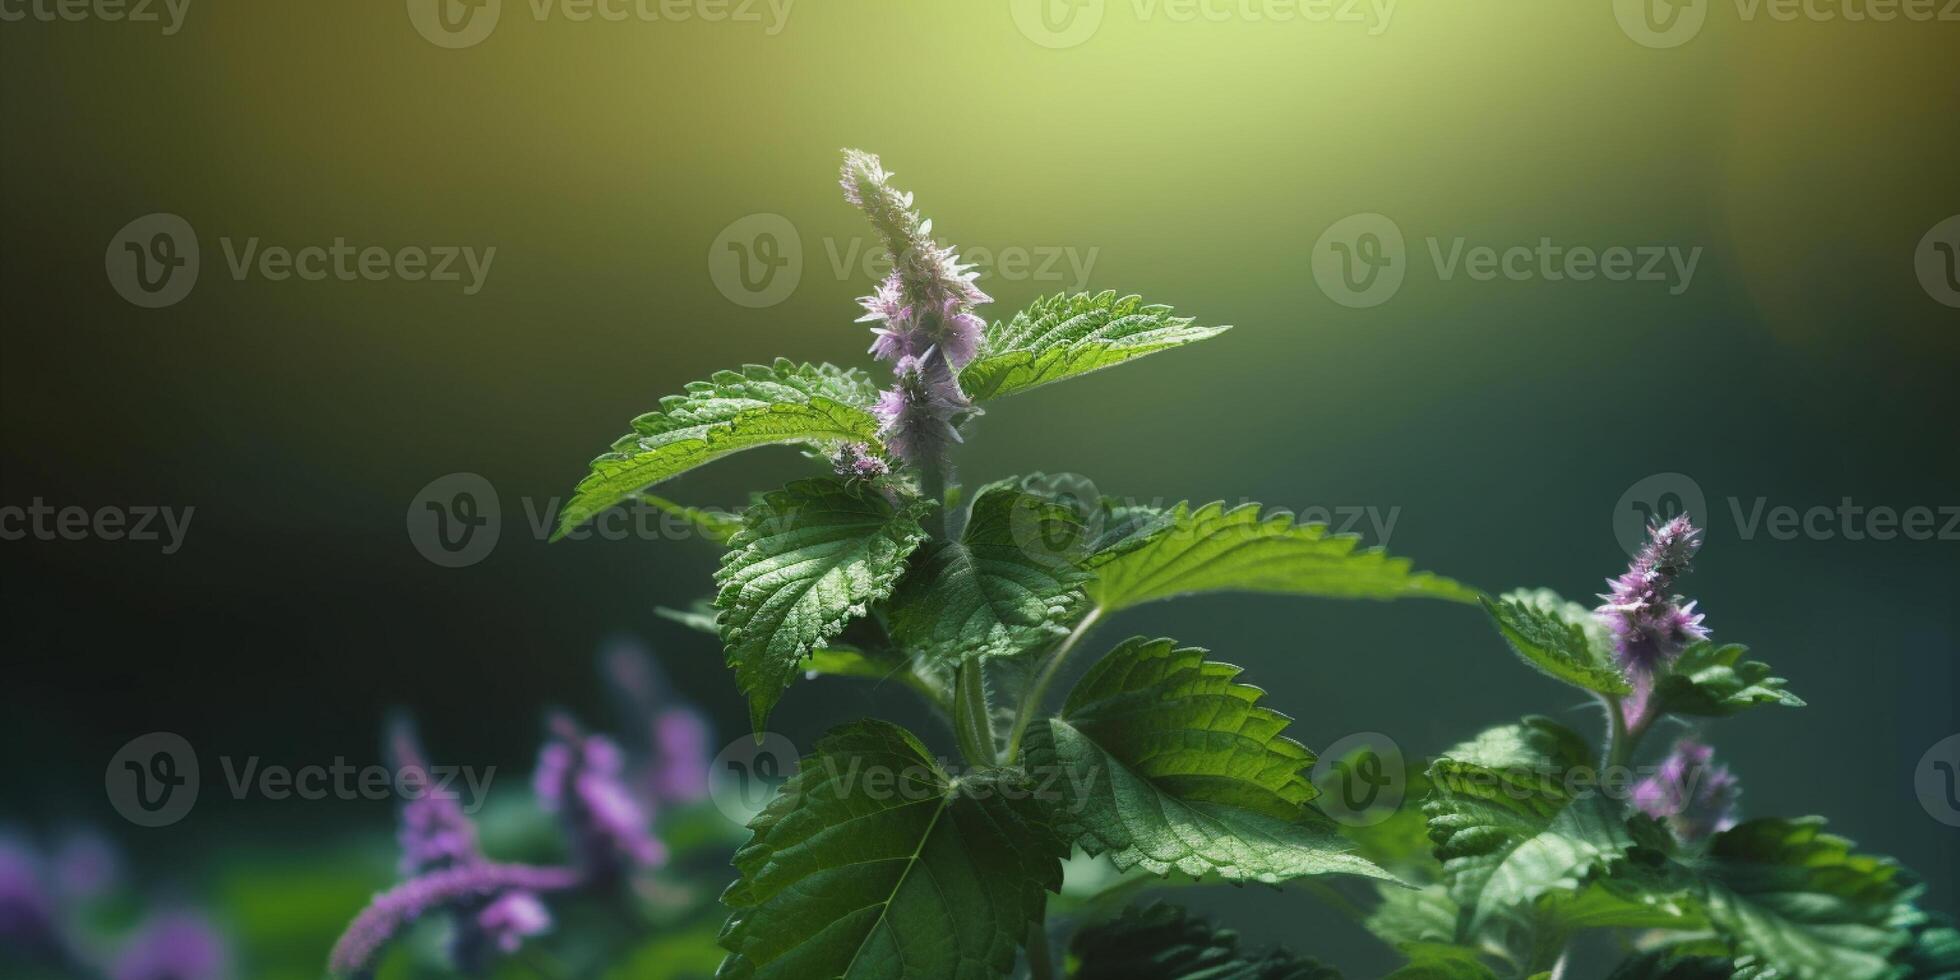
[551,152,1958,980]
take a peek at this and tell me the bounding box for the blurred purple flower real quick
[1597,514,1710,730]
[50,831,120,903]
[388,719,480,877]
[0,834,60,955]
[1632,739,1740,844]
[112,910,231,980]
[600,641,713,807]
[535,714,665,881]
[331,719,555,976]
[329,863,577,978]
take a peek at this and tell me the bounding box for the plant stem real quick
[1001,606,1103,764]
[1603,694,1632,771]
[954,658,999,767]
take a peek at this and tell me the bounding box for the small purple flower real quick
[474,891,552,955]
[535,714,665,880]
[1632,739,1740,844]
[873,351,970,470]
[1597,515,1711,730]
[112,910,232,980]
[600,642,715,807]
[329,863,578,978]
[831,441,891,481]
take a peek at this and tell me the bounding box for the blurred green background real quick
[2,0,1956,975]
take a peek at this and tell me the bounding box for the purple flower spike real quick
[329,863,578,978]
[1632,739,1741,844]
[1597,514,1711,730]
[112,910,233,980]
[535,714,666,880]
[388,719,480,877]
[599,642,715,808]
[839,149,990,374]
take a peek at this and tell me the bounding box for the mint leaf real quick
[714,479,931,731]
[1652,642,1804,717]
[1029,637,1392,885]
[1482,589,1631,696]
[717,720,1064,980]
[1425,718,1633,934]
[554,360,882,539]
[886,479,1093,664]
[1699,817,1911,980]
[1070,902,1343,980]
[959,291,1230,402]
[1085,501,1478,613]
[1603,951,1742,979]
[1365,884,1460,947]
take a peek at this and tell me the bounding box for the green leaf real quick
[1028,637,1392,885]
[1482,589,1631,696]
[714,479,931,732]
[1891,905,1960,979]
[1698,817,1911,980]
[1365,884,1461,948]
[1085,501,1479,613]
[1320,747,1438,877]
[657,600,950,709]
[1069,902,1344,979]
[1652,642,1805,717]
[1425,718,1633,934]
[1604,950,1742,980]
[636,492,744,545]
[886,479,1093,664]
[958,291,1230,402]
[1382,943,1502,980]
[554,360,882,540]
[716,720,1064,980]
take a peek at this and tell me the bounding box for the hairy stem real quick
[954,658,998,766]
[1603,694,1643,771]
[1001,606,1103,764]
